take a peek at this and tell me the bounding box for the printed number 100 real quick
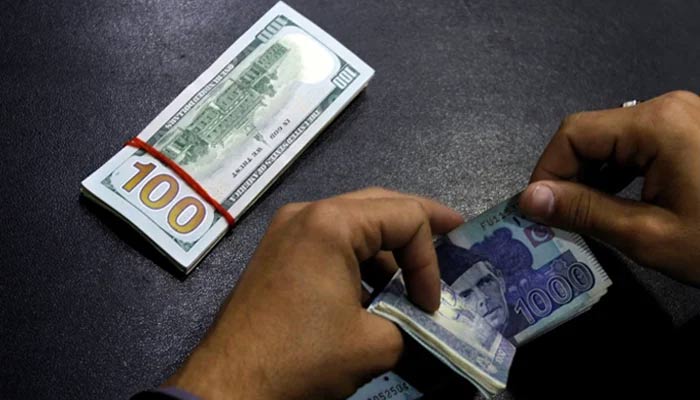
[122,162,206,234]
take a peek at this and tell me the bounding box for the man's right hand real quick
[518,91,700,285]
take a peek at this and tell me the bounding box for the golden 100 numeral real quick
[122,162,206,234]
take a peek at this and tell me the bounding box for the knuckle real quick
[276,203,300,217]
[566,190,594,231]
[404,198,429,223]
[301,200,348,238]
[558,112,585,135]
[665,90,698,103]
[363,186,392,197]
[270,202,303,225]
[628,215,675,252]
[275,203,304,218]
[643,94,689,128]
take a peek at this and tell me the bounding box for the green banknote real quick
[82,2,374,272]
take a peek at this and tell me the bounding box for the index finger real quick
[334,187,464,234]
[321,197,459,312]
[531,106,652,183]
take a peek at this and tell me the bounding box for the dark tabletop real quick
[2,1,700,399]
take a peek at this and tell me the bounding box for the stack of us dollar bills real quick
[367,195,611,397]
[81,2,374,273]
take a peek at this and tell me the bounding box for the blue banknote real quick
[437,196,611,345]
[369,275,516,397]
[346,371,422,400]
[368,195,611,396]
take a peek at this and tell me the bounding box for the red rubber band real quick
[125,137,235,227]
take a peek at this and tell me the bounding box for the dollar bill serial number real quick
[365,381,411,400]
[269,117,292,140]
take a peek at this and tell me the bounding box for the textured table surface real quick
[2,1,699,399]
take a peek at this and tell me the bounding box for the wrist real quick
[167,336,272,400]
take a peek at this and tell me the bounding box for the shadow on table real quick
[393,240,700,399]
[79,195,189,279]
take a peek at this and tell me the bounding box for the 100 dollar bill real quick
[81,2,374,272]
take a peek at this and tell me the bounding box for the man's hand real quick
[519,91,700,285]
[167,188,463,399]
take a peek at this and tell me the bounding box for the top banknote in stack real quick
[81,2,374,273]
[369,195,611,397]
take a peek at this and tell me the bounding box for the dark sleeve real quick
[131,387,201,400]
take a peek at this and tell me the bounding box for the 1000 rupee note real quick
[436,195,611,345]
[369,276,516,397]
[368,195,611,396]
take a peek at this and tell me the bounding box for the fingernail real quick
[529,184,555,218]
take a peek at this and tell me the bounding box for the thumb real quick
[518,180,673,262]
[356,312,404,374]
